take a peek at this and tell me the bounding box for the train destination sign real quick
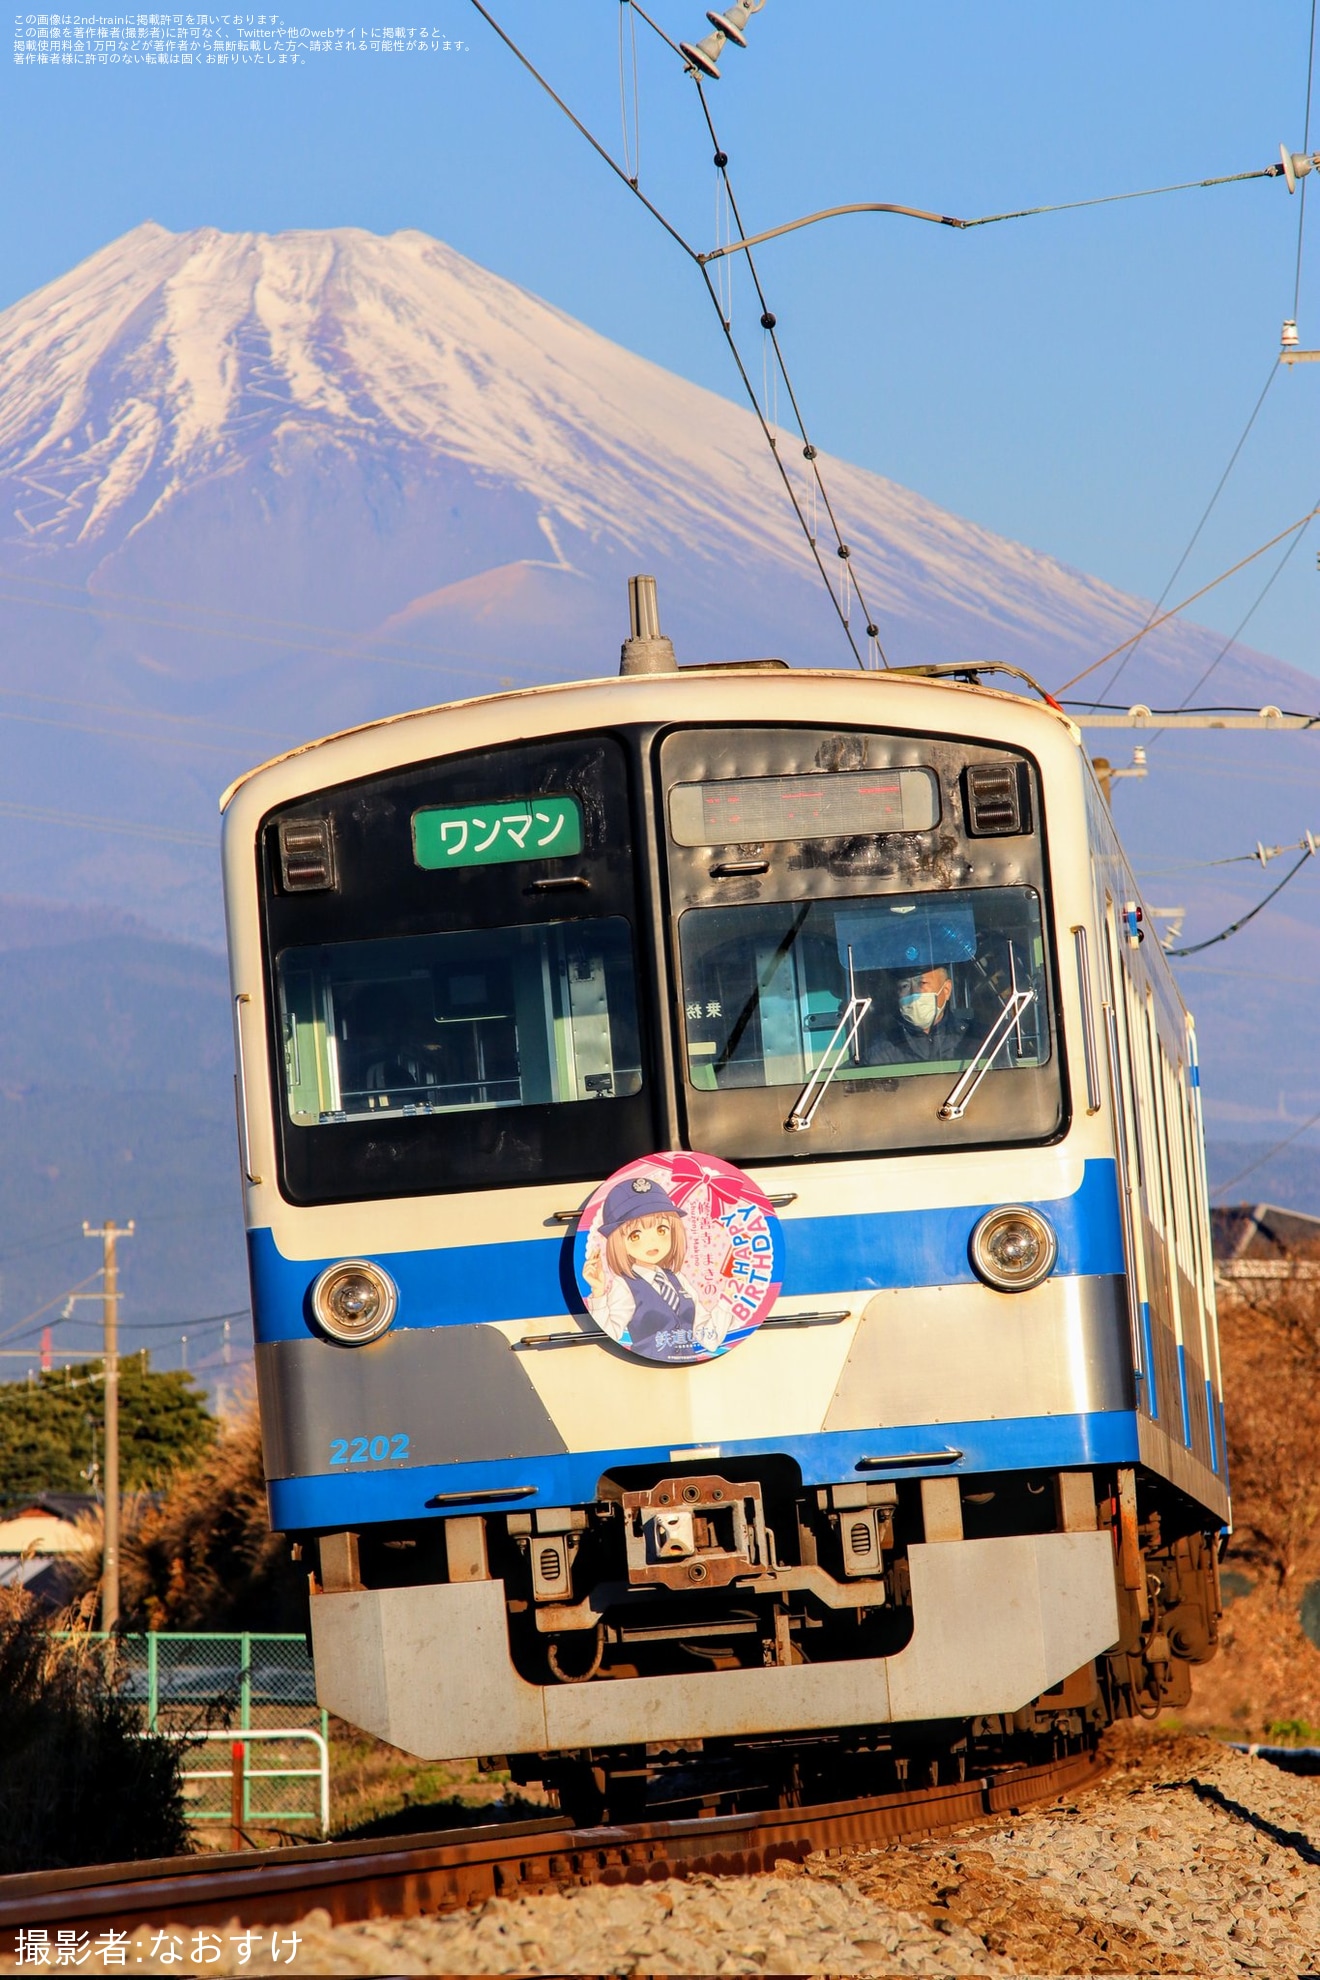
[669,767,938,845]
[412,794,584,870]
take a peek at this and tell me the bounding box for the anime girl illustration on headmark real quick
[582,1175,735,1363]
[576,1154,785,1366]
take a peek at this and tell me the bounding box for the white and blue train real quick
[221,585,1226,1816]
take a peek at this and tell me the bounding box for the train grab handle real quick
[232,993,263,1186]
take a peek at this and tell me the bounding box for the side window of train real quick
[656,725,1063,1163]
[260,733,658,1203]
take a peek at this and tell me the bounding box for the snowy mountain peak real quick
[0,223,802,562]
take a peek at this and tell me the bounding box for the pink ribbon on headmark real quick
[664,1153,771,1220]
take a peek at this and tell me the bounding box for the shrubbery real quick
[0,1592,190,1873]
[68,1408,308,1632]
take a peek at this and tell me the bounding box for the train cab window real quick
[260,731,657,1202]
[661,724,1061,1162]
[677,887,1060,1159]
[277,918,642,1124]
[680,887,1048,1087]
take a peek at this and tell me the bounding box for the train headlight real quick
[309,1260,398,1344]
[969,1207,1057,1292]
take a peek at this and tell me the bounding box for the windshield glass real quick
[277,917,642,1125]
[677,887,1057,1157]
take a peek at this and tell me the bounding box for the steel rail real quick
[0,1747,1105,1935]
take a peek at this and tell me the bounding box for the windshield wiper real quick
[938,987,1035,1121]
[785,995,873,1132]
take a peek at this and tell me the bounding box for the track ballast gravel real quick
[7,1728,1320,1974]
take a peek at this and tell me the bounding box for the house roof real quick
[0,1511,90,1555]
[1211,1203,1320,1263]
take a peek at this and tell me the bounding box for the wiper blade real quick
[938,988,1035,1121]
[785,996,872,1132]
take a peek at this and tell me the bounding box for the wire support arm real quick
[1167,846,1317,956]
[699,166,1291,262]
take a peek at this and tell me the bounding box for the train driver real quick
[865,963,977,1065]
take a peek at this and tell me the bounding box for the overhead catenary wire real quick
[634,3,888,662]
[1134,828,1320,874]
[1099,8,1319,708]
[1294,0,1319,318]
[0,681,297,747]
[1094,361,1279,703]
[1211,1102,1320,1199]
[465,0,883,668]
[49,1308,248,1337]
[0,579,497,685]
[1063,699,1320,721]
[0,801,214,849]
[0,1270,103,1351]
[1166,843,1316,956]
[1147,508,1318,730]
[618,0,640,184]
[687,76,887,665]
[0,566,501,672]
[1057,503,1320,693]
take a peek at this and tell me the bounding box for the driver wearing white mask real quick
[867,962,977,1065]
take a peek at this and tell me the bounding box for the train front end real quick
[221,659,1227,1814]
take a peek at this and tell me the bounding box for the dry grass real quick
[0,1588,190,1872]
[1180,1254,1320,1739]
[328,1720,550,1840]
[65,1406,307,1632]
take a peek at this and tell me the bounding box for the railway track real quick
[0,1746,1104,1936]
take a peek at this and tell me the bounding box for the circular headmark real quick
[574,1151,783,1366]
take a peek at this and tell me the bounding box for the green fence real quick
[64,1632,329,1833]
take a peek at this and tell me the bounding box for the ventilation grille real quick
[848,1519,874,1559]
[538,1546,564,1585]
[964,763,1030,837]
[278,816,337,892]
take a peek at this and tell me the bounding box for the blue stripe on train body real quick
[266,1407,1145,1531]
[248,1157,1126,1344]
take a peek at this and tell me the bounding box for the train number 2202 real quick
[329,1433,410,1466]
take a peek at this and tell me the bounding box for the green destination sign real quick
[412,795,584,871]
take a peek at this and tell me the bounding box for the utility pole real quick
[84,1219,133,1633]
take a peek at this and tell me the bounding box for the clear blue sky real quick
[4,1,1319,689]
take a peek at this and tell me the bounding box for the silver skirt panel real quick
[823,1274,1134,1431]
[255,1326,569,1480]
[310,1530,1121,1760]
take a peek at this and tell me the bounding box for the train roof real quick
[218,664,1084,813]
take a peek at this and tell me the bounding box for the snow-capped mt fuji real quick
[0,221,1316,1137]
[0,219,1291,686]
